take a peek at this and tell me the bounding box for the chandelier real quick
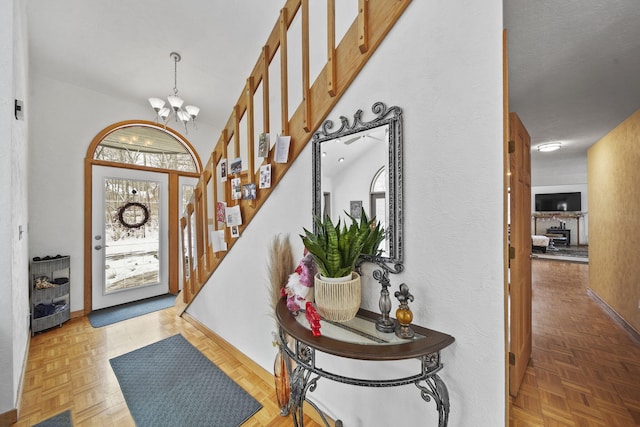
[149,52,200,132]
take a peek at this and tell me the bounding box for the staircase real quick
[178,0,412,312]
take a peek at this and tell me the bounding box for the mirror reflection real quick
[319,125,390,255]
[312,102,403,265]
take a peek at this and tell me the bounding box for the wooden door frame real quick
[502,28,533,417]
[83,121,202,314]
[503,29,510,423]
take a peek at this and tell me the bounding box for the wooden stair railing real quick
[178,0,412,313]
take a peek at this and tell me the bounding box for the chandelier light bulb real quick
[177,110,190,124]
[158,108,170,120]
[185,105,200,120]
[148,97,165,112]
[167,95,184,110]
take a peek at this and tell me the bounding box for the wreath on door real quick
[117,202,150,229]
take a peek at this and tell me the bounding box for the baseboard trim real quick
[587,288,640,345]
[13,332,31,421]
[181,312,334,426]
[0,408,17,427]
[70,309,84,319]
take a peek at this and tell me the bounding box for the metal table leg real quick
[415,374,450,427]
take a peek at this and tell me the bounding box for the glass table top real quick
[276,299,455,361]
[292,309,425,346]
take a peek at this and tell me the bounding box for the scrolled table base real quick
[281,331,450,426]
[289,367,337,427]
[416,374,450,427]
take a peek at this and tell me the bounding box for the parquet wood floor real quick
[13,259,640,426]
[510,259,640,426]
[13,306,321,427]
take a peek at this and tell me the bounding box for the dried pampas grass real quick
[267,234,295,312]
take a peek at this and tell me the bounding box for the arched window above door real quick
[93,123,199,173]
[370,166,387,255]
[371,167,386,193]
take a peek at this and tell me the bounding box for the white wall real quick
[531,152,587,187]
[11,0,30,410]
[1,0,30,415]
[187,1,505,426]
[0,0,15,415]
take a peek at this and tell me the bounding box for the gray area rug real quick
[109,334,261,427]
[32,410,72,427]
[539,245,588,258]
[88,294,176,328]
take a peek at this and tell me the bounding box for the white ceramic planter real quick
[314,272,361,322]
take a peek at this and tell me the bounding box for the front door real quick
[509,112,532,397]
[92,166,169,310]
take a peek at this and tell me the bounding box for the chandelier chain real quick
[173,54,179,96]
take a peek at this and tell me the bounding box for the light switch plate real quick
[15,99,24,120]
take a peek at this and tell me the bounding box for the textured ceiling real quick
[26,0,285,130]
[26,1,640,176]
[505,0,640,170]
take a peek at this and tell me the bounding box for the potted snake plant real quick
[300,211,384,322]
[350,208,386,258]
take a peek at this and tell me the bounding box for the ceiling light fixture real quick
[149,52,200,133]
[537,142,562,152]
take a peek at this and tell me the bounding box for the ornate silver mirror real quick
[312,102,403,332]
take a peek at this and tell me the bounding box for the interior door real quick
[92,166,169,310]
[509,112,532,397]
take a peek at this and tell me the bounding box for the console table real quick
[275,299,455,426]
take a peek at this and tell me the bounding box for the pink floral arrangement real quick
[281,251,317,315]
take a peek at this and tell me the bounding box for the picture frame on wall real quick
[350,200,363,218]
[220,158,228,182]
[259,164,271,189]
[230,157,242,175]
[258,132,270,158]
[231,177,242,200]
[242,183,256,200]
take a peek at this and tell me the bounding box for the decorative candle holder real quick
[373,269,396,332]
[354,259,403,333]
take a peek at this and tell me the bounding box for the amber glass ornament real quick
[396,305,413,326]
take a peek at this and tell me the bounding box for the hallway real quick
[510,259,640,426]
